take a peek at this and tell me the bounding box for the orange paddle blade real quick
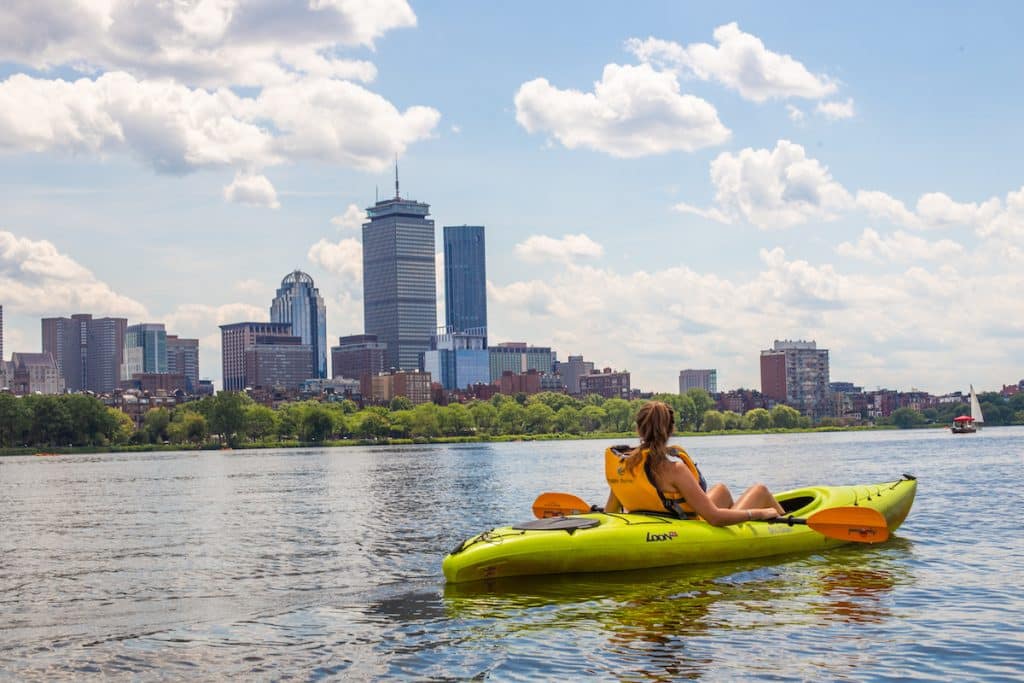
[532,492,591,519]
[806,506,890,543]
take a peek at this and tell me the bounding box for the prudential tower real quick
[362,166,436,371]
[270,270,328,378]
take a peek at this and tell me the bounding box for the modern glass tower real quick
[443,225,487,342]
[362,173,436,371]
[270,270,328,378]
[122,323,168,379]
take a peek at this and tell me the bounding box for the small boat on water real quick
[951,385,985,434]
[34,452,60,457]
[443,475,917,584]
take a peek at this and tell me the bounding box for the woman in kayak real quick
[604,400,785,525]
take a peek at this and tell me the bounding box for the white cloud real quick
[915,192,1000,230]
[308,237,362,282]
[816,98,855,120]
[0,71,440,193]
[856,190,922,229]
[786,104,806,123]
[836,228,965,263]
[627,23,838,102]
[671,201,731,224]
[514,233,604,264]
[331,203,368,230]
[707,140,854,228]
[233,278,270,297]
[223,172,280,208]
[514,63,730,157]
[0,0,416,88]
[0,230,147,318]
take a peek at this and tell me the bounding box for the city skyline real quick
[1,3,1022,394]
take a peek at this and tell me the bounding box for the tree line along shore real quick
[1,389,1022,454]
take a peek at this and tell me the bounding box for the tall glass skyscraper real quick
[362,180,436,371]
[443,225,487,341]
[270,270,328,378]
[122,323,168,379]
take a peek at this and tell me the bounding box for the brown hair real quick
[623,401,675,474]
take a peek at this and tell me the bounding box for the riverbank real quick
[0,424,911,456]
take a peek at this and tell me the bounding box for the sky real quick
[1,1,1022,395]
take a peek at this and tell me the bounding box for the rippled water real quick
[1,428,1022,680]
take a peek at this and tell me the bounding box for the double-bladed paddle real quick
[531,491,890,543]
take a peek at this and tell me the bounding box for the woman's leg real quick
[734,483,785,515]
[707,483,734,509]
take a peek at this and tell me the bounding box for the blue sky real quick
[1,1,1022,393]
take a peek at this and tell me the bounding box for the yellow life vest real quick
[604,445,707,517]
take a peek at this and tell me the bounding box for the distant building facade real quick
[555,355,595,395]
[0,304,4,362]
[9,352,64,395]
[331,334,386,381]
[579,368,631,399]
[368,370,432,405]
[489,342,555,383]
[362,178,436,371]
[122,323,167,379]
[423,327,489,390]
[220,322,312,392]
[679,369,717,394]
[270,270,328,378]
[443,225,487,340]
[42,314,127,393]
[759,340,831,419]
[166,335,199,394]
[118,373,188,395]
[498,369,543,396]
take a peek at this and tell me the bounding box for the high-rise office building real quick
[760,339,831,419]
[166,335,200,393]
[0,304,4,362]
[423,327,489,390]
[679,369,717,394]
[488,342,555,383]
[270,270,327,378]
[122,323,168,379]
[220,322,312,392]
[443,225,487,340]
[331,334,386,381]
[42,314,127,393]
[362,170,436,371]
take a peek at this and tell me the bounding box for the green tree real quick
[553,406,582,434]
[685,389,714,429]
[497,402,526,435]
[439,403,475,436]
[528,392,581,413]
[601,398,633,432]
[26,395,73,447]
[0,393,29,447]
[722,410,743,430]
[64,394,113,445]
[579,404,606,432]
[209,391,253,445]
[108,408,136,444]
[524,402,555,434]
[389,396,413,411]
[410,403,441,438]
[770,404,801,429]
[143,407,171,443]
[388,410,412,438]
[300,405,334,442]
[744,408,773,430]
[355,411,390,439]
[468,401,497,433]
[891,407,926,429]
[244,405,278,441]
[701,409,725,431]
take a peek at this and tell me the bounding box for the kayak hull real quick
[443,477,916,584]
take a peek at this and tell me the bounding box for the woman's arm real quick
[661,463,776,526]
[605,491,622,514]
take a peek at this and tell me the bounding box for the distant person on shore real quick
[604,401,785,525]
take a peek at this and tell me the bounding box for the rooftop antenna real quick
[394,154,400,199]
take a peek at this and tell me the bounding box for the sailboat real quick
[951,384,985,434]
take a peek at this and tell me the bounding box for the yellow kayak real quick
[443,475,917,584]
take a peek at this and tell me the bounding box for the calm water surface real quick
[2,428,1023,680]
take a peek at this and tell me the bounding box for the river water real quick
[1,428,1022,680]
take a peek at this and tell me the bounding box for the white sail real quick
[969,384,985,424]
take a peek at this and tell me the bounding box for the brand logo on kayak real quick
[645,531,678,542]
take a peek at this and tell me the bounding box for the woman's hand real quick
[750,507,779,521]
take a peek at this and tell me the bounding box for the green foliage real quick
[701,409,725,431]
[685,389,714,430]
[553,405,582,434]
[389,396,413,411]
[244,405,278,441]
[300,405,334,442]
[207,391,253,445]
[601,398,633,432]
[770,404,801,429]
[143,407,171,443]
[468,401,497,433]
[891,407,926,429]
[496,402,526,435]
[523,402,555,434]
[743,408,773,430]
